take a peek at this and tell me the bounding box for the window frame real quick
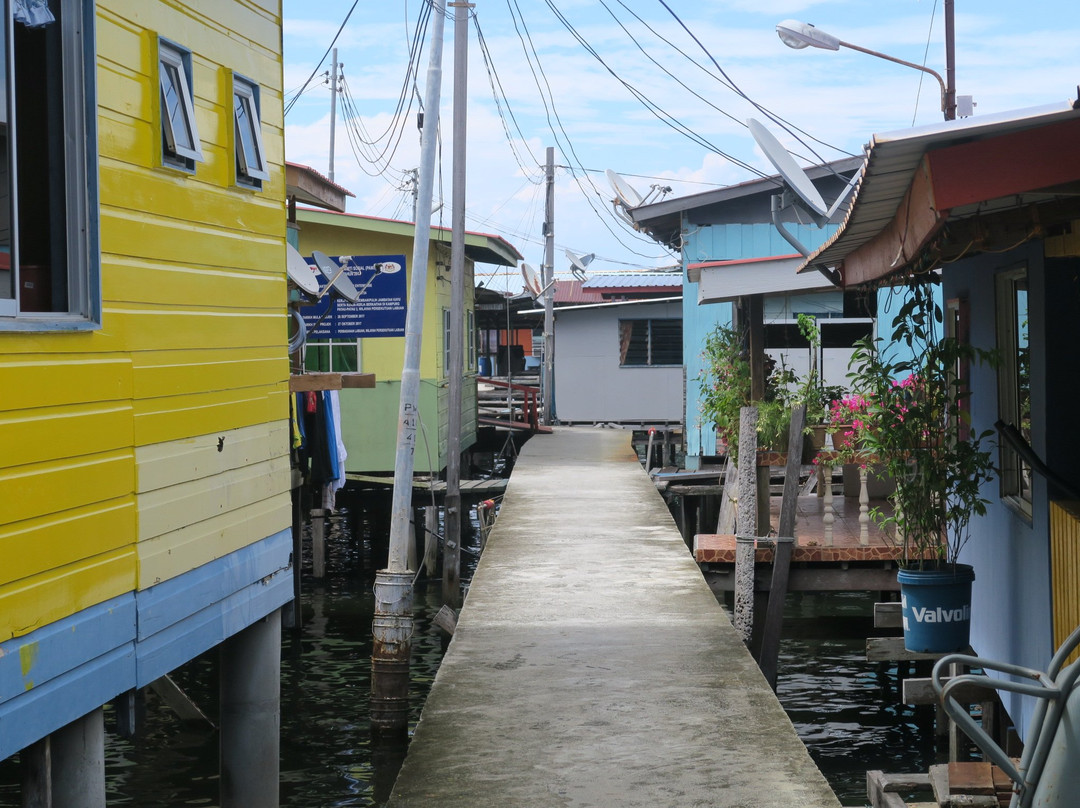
[0,0,101,330]
[617,317,682,368]
[232,73,269,187]
[995,265,1032,517]
[158,38,203,169]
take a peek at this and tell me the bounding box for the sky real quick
[282,0,1080,293]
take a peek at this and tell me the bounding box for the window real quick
[0,0,99,327]
[232,74,268,187]
[159,39,202,169]
[996,266,1031,514]
[618,319,682,366]
[304,339,359,373]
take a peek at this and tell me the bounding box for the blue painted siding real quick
[0,531,292,759]
[945,241,1052,741]
[682,222,839,466]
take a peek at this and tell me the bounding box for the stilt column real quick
[220,609,281,808]
[50,708,106,808]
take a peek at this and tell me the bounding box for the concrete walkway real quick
[388,427,842,808]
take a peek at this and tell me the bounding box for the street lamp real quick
[776,19,955,120]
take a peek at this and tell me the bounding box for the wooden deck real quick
[695,493,911,592]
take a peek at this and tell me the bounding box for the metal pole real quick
[373,0,447,736]
[444,0,472,610]
[542,147,555,426]
[944,0,956,120]
[328,48,338,181]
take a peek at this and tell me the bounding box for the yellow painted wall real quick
[1050,500,1080,665]
[0,0,290,640]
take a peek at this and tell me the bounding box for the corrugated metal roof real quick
[801,99,1080,278]
[581,273,682,290]
[552,280,604,304]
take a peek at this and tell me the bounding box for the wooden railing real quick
[477,376,542,432]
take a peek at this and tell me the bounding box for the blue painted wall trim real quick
[0,530,293,760]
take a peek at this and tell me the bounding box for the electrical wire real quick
[912,0,940,126]
[473,14,544,182]
[284,0,361,117]
[504,0,669,258]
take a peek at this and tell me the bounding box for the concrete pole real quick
[21,738,50,808]
[443,0,471,610]
[375,0,446,735]
[542,147,555,426]
[50,708,106,808]
[328,48,338,181]
[734,406,758,646]
[220,609,281,808]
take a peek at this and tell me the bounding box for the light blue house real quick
[799,100,1080,748]
[632,158,886,469]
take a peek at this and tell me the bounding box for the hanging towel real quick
[14,0,55,27]
[326,390,348,497]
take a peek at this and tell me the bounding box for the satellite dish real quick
[565,249,595,281]
[286,242,321,299]
[747,118,828,217]
[312,250,361,304]
[605,169,644,208]
[521,263,543,298]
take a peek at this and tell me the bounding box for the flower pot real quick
[898,563,975,653]
[808,424,828,450]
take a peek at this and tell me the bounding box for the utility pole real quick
[371,0,447,737]
[328,48,339,181]
[444,0,472,610]
[943,0,956,120]
[542,147,555,426]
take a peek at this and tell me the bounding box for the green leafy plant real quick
[698,324,752,464]
[847,281,997,567]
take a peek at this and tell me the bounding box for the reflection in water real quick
[0,509,943,807]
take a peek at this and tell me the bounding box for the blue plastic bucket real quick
[898,563,975,653]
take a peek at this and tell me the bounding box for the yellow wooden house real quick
[0,0,291,799]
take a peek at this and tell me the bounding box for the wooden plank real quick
[290,372,342,392]
[903,677,995,705]
[340,373,376,389]
[758,537,793,691]
[703,566,902,593]
[777,404,805,539]
[877,772,933,792]
[875,601,903,628]
[866,771,908,808]
[948,762,995,795]
[867,636,959,662]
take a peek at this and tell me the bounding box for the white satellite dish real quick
[565,249,595,281]
[312,250,361,304]
[521,263,544,298]
[747,118,828,218]
[286,242,321,299]
[605,168,644,208]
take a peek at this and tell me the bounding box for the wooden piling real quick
[734,406,758,646]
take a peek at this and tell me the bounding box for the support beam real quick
[220,610,281,808]
[51,709,105,808]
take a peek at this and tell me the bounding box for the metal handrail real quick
[478,376,540,430]
[932,623,1080,807]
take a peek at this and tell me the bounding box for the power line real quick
[284,0,360,117]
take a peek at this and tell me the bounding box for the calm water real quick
[0,499,944,807]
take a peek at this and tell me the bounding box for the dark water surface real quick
[0,505,941,806]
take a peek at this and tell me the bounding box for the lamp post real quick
[776,16,956,121]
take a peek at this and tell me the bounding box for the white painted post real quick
[859,466,870,545]
[823,465,835,546]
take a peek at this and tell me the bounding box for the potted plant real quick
[848,281,997,653]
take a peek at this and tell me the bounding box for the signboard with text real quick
[301,253,407,338]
